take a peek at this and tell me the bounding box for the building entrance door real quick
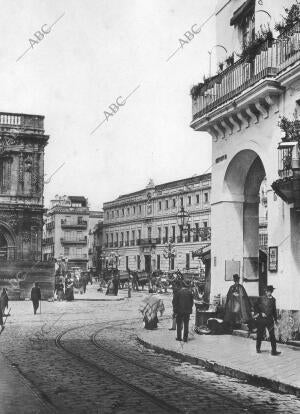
[258,250,267,296]
[0,233,7,260]
[144,255,151,273]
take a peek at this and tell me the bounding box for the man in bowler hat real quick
[254,285,281,356]
[173,280,194,342]
[31,282,41,315]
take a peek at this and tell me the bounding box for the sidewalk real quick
[137,318,300,397]
[0,352,55,414]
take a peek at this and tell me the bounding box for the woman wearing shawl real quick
[139,293,165,330]
[65,275,74,301]
[224,274,252,329]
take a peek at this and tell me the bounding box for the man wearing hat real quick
[173,280,194,342]
[254,285,281,356]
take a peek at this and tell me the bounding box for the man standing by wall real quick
[31,282,41,315]
[173,281,194,342]
[254,285,281,356]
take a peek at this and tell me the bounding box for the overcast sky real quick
[0,0,218,209]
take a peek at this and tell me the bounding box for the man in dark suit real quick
[173,281,194,342]
[254,285,281,356]
[31,282,41,315]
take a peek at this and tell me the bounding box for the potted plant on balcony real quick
[275,3,300,36]
[278,115,300,142]
[190,82,204,100]
[240,26,274,62]
[225,53,234,68]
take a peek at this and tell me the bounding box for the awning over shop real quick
[230,0,255,26]
[192,244,211,262]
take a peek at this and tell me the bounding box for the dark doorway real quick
[0,233,7,260]
[144,255,151,273]
[259,249,267,296]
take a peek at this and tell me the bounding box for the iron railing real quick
[192,22,300,120]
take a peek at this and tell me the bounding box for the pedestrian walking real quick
[254,285,281,356]
[173,280,194,342]
[0,288,8,314]
[31,282,41,315]
[223,274,252,331]
[112,270,119,296]
[169,279,181,331]
[55,278,65,301]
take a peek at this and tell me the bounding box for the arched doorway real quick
[0,224,16,261]
[223,149,267,295]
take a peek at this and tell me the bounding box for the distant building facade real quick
[42,195,102,272]
[88,210,104,271]
[102,175,211,273]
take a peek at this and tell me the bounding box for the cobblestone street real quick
[1,286,300,413]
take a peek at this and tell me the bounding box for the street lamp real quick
[176,206,190,233]
[176,207,211,241]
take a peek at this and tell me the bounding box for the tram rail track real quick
[54,318,257,414]
[55,319,181,413]
[91,322,258,414]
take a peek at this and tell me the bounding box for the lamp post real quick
[208,44,228,77]
[163,240,176,271]
[176,206,211,241]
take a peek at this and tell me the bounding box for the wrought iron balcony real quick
[60,236,87,245]
[192,22,300,123]
[119,241,124,247]
[177,236,183,243]
[130,240,135,246]
[139,238,157,246]
[68,254,88,261]
[61,219,87,229]
[272,145,300,209]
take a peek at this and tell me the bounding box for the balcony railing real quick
[114,242,118,247]
[68,254,88,260]
[125,241,129,246]
[192,22,300,120]
[0,112,44,132]
[177,236,183,243]
[130,240,135,246]
[119,241,124,247]
[61,219,87,229]
[139,238,157,246]
[193,234,199,242]
[60,237,87,245]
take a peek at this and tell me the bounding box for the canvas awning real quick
[192,244,211,261]
[230,0,255,26]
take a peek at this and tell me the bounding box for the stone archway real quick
[211,149,266,297]
[0,222,16,260]
[225,150,266,294]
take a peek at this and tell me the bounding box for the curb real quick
[137,336,300,398]
[74,297,125,302]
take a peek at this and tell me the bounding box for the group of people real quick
[140,272,281,355]
[54,272,91,301]
[224,274,280,355]
[140,279,194,342]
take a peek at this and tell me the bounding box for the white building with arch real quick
[191,0,300,338]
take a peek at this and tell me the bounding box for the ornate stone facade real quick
[0,112,54,299]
